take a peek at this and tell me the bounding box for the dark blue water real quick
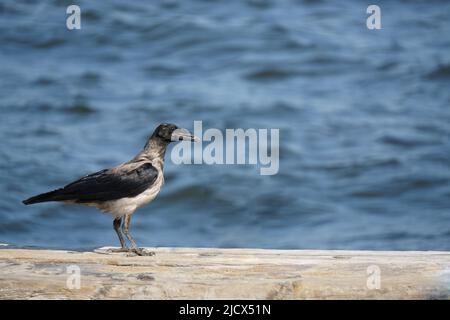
[1,0,449,251]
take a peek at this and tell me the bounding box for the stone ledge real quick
[0,247,449,299]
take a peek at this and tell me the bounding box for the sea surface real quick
[1,0,449,251]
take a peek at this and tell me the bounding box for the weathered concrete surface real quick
[0,247,449,299]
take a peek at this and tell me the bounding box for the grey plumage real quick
[23,123,198,256]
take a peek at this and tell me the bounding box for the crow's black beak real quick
[171,128,199,142]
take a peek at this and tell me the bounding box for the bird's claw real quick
[131,248,155,256]
[104,247,155,256]
[105,247,130,253]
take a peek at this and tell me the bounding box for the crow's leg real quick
[106,217,129,253]
[114,217,127,249]
[122,214,155,256]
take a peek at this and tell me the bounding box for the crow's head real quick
[152,123,198,143]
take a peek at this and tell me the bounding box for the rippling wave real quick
[0,0,449,250]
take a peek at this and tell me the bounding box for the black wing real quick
[23,163,158,204]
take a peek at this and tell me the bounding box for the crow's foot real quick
[105,247,129,253]
[131,248,155,256]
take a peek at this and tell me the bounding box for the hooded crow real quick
[23,123,198,256]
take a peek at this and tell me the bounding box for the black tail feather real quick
[22,189,65,205]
